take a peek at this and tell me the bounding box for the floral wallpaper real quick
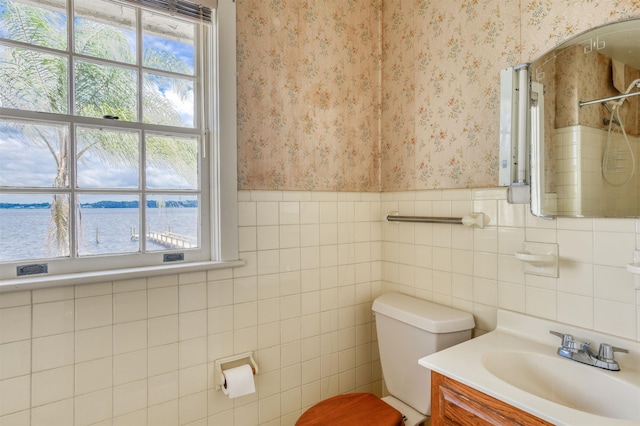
[236,0,382,191]
[236,0,640,192]
[380,0,520,190]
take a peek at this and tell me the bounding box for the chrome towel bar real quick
[386,213,485,228]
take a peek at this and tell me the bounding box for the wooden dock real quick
[131,228,196,249]
[147,231,197,249]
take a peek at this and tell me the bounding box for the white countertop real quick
[419,310,640,426]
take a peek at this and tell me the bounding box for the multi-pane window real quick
[0,0,216,279]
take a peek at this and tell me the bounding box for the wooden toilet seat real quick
[296,392,404,426]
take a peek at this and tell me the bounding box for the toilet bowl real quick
[296,293,475,426]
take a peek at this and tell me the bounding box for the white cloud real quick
[0,135,59,187]
[164,88,195,127]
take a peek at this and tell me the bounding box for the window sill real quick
[0,259,245,293]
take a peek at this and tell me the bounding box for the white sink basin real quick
[482,351,640,421]
[419,310,640,425]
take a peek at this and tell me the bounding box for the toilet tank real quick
[372,293,475,416]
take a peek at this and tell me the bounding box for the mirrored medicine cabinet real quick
[518,19,640,218]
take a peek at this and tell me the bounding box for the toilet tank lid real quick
[372,293,475,333]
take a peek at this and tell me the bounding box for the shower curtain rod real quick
[579,90,640,107]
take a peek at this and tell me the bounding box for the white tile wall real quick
[0,189,639,425]
[554,125,640,216]
[381,188,640,341]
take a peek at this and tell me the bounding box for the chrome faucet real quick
[550,330,629,371]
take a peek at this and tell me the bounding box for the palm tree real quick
[0,1,197,257]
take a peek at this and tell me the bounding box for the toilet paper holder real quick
[214,352,259,390]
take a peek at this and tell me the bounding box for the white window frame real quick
[0,0,240,291]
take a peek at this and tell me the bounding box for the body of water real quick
[0,207,198,262]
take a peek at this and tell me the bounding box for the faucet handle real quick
[598,343,629,361]
[550,330,579,352]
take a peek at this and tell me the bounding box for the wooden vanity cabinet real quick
[431,371,554,426]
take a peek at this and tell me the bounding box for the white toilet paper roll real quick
[221,364,255,399]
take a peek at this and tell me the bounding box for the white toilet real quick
[296,292,475,426]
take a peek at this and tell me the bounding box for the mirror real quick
[530,19,640,217]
